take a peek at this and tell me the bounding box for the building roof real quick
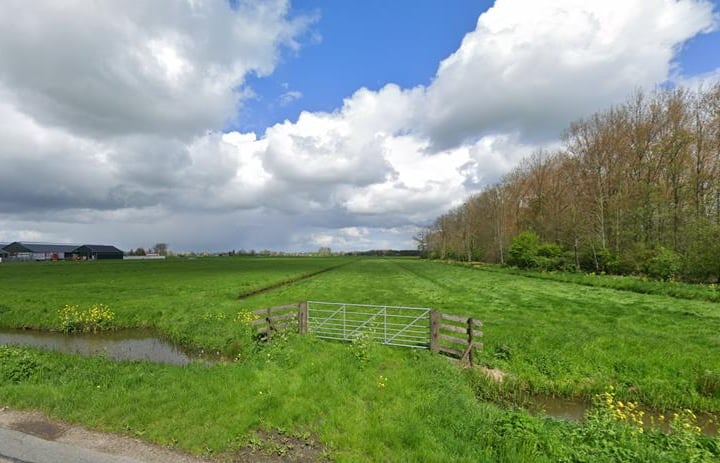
[3,242,79,253]
[72,244,124,253]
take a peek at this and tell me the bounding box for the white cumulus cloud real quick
[0,0,717,251]
[421,0,716,147]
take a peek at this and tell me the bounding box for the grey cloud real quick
[0,1,311,219]
[0,178,158,214]
[0,0,309,139]
[110,136,192,188]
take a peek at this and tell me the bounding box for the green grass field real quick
[0,257,344,352]
[471,263,720,303]
[2,257,720,461]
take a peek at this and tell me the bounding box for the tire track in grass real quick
[394,260,462,293]
[237,260,356,299]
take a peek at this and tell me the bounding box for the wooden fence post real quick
[466,318,474,366]
[266,307,273,341]
[430,309,440,353]
[298,301,308,334]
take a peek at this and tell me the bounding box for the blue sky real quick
[1,0,719,252]
[677,16,720,75]
[236,1,495,132]
[237,0,720,135]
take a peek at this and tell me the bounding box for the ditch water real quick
[528,395,719,437]
[0,328,194,365]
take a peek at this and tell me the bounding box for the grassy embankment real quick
[466,262,720,303]
[1,257,719,461]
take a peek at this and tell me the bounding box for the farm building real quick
[71,244,124,260]
[2,242,79,261]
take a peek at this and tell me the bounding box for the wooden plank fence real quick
[251,302,307,340]
[251,302,482,366]
[430,311,483,366]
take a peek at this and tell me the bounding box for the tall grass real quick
[2,257,720,460]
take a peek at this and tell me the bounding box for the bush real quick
[645,247,681,281]
[683,220,720,282]
[536,242,563,271]
[508,232,567,270]
[508,231,541,268]
[578,246,621,274]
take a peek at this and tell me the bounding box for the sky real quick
[0,0,719,253]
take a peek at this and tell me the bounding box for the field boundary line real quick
[237,260,356,299]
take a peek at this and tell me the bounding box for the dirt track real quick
[0,407,329,462]
[0,407,211,463]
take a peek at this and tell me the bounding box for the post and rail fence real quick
[251,301,482,366]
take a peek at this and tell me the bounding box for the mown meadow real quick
[1,257,720,461]
[0,257,344,353]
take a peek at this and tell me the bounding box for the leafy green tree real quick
[153,243,168,256]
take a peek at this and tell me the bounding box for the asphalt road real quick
[0,428,143,463]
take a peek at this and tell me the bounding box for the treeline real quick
[419,85,720,282]
[344,250,420,256]
[128,243,168,256]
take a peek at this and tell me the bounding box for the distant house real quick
[71,244,124,260]
[0,244,8,260]
[2,242,79,261]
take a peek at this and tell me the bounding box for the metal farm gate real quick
[306,301,431,349]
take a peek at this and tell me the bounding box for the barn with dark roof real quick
[2,242,79,261]
[71,244,124,260]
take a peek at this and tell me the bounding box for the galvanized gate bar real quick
[310,303,346,330]
[348,309,383,338]
[384,309,430,344]
[308,301,433,311]
[306,301,432,349]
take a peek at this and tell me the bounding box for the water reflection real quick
[528,395,719,436]
[0,328,192,365]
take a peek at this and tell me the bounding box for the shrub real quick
[508,232,567,270]
[683,219,720,282]
[535,242,563,271]
[508,231,541,268]
[578,246,621,273]
[645,247,681,281]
